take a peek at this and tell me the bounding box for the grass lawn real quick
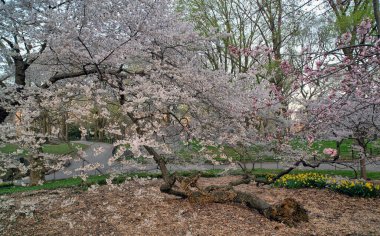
[291,139,380,159]
[0,142,87,155]
[177,139,380,162]
[42,143,87,155]
[177,140,278,163]
[0,144,19,154]
[1,168,379,195]
[0,172,162,195]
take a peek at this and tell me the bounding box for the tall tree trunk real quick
[61,112,68,141]
[360,155,367,179]
[0,106,9,123]
[356,138,368,179]
[374,0,380,39]
[13,57,28,86]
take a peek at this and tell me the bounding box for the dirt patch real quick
[1,176,379,236]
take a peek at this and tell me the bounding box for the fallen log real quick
[160,172,308,226]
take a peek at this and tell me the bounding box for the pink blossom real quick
[307,135,314,145]
[280,60,292,75]
[316,60,323,69]
[323,148,338,157]
[340,32,352,45]
[357,19,371,35]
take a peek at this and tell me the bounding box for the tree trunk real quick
[29,155,46,186]
[0,106,9,124]
[374,0,380,39]
[357,138,368,179]
[60,112,68,141]
[360,155,367,179]
[14,57,28,86]
[119,87,308,226]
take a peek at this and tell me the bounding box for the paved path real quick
[42,141,380,182]
[45,141,126,181]
[45,141,161,181]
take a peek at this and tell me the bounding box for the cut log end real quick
[264,198,309,226]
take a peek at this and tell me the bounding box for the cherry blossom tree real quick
[2,0,378,226]
[300,18,380,178]
[1,0,379,228]
[0,0,308,225]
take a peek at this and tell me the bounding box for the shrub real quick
[67,124,81,140]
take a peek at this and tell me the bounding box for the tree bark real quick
[374,0,380,39]
[29,155,46,186]
[162,173,308,226]
[0,106,9,123]
[13,56,28,86]
[360,155,367,179]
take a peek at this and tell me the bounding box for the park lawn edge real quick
[1,168,379,195]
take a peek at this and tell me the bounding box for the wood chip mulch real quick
[1,176,379,236]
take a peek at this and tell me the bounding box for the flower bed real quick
[274,173,380,197]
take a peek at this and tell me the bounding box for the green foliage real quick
[0,182,14,188]
[334,0,374,34]
[67,123,81,140]
[175,0,257,73]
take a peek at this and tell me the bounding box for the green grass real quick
[0,169,223,195]
[176,140,277,163]
[0,144,19,154]
[291,139,380,159]
[0,143,87,155]
[178,138,380,162]
[42,143,87,155]
[0,175,107,195]
[1,168,378,195]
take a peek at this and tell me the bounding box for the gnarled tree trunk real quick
[159,172,308,226]
[121,87,308,226]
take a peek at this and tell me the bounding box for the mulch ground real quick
[1,176,379,236]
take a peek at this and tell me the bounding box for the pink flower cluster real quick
[323,148,338,157]
[357,19,371,35]
[228,45,272,57]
